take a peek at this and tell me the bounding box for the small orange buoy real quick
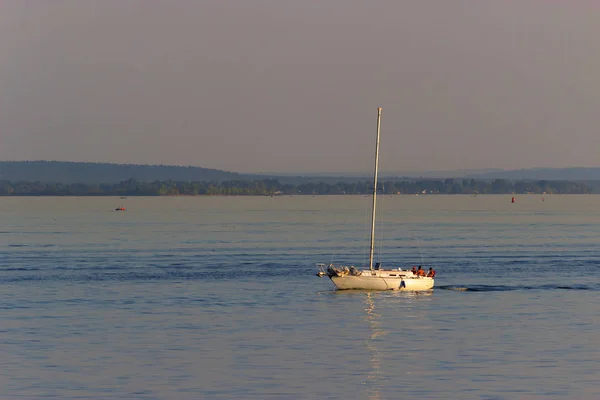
[511,197,515,203]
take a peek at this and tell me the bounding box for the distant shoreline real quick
[0,193,600,196]
[0,177,593,196]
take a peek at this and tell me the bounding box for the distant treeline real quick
[0,178,592,196]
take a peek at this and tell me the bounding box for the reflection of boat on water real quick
[316,108,434,291]
[364,293,383,399]
[115,206,125,211]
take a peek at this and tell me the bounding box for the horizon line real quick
[2,159,600,177]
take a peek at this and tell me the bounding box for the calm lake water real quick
[1,195,599,399]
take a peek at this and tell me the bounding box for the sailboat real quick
[316,108,435,291]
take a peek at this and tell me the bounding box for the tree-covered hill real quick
[465,167,600,180]
[2,161,600,192]
[0,161,249,184]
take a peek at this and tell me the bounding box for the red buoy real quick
[511,197,515,203]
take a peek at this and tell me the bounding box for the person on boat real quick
[416,266,425,276]
[411,266,417,275]
[427,267,436,278]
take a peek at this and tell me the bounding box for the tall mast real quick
[369,107,382,271]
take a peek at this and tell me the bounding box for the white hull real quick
[330,274,434,291]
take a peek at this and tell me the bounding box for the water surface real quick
[1,195,599,399]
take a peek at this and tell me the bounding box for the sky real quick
[1,1,600,175]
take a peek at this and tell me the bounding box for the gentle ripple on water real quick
[1,195,600,399]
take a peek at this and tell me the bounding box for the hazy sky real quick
[1,1,599,174]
